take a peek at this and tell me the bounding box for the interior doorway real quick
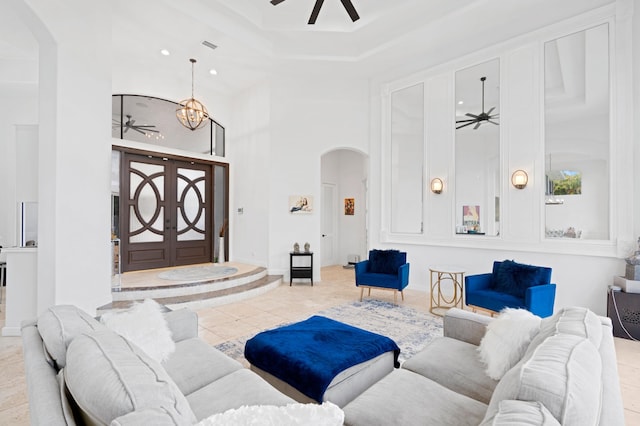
[320,149,368,267]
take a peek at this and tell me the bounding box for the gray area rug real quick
[158,265,238,281]
[215,299,443,364]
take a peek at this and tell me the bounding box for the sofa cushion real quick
[478,308,541,380]
[343,369,487,426]
[65,330,196,425]
[402,337,498,404]
[491,260,550,298]
[100,299,176,363]
[162,337,242,396]
[485,334,602,426]
[368,250,404,275]
[481,400,561,426]
[186,368,295,420]
[37,305,107,369]
[530,306,603,351]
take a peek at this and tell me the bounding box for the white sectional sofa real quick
[22,305,294,425]
[342,307,626,426]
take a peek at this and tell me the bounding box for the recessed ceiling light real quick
[160,49,170,56]
[209,69,218,75]
[458,101,464,105]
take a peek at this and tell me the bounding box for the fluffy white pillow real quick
[478,308,541,380]
[196,402,344,426]
[100,299,175,363]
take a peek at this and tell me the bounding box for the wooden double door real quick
[120,153,214,272]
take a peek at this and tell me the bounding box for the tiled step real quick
[112,266,268,301]
[97,267,282,315]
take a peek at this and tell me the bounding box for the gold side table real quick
[429,266,465,316]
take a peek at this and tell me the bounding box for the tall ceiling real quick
[1,0,614,99]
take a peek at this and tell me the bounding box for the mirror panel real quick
[544,24,609,240]
[455,59,500,236]
[390,83,424,234]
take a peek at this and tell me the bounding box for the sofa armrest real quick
[21,322,68,426]
[443,308,492,346]
[163,308,198,342]
[525,284,556,318]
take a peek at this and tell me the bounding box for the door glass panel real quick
[544,24,609,240]
[177,167,206,242]
[390,83,424,234]
[130,206,164,243]
[455,59,500,236]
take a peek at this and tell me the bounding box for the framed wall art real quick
[289,195,313,214]
[344,198,354,215]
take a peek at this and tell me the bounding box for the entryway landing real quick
[100,262,282,313]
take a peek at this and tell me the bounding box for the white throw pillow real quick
[100,299,175,363]
[478,308,541,380]
[196,402,344,426]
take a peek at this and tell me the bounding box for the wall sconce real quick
[511,170,528,189]
[430,178,443,194]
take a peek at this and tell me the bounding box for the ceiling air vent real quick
[202,40,218,50]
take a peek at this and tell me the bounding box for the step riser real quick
[112,268,267,301]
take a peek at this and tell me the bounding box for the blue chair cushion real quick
[357,272,402,290]
[369,250,405,275]
[490,260,550,299]
[466,289,525,313]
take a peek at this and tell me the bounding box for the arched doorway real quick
[320,149,368,267]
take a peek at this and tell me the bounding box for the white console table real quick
[2,247,37,336]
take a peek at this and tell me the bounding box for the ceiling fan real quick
[112,114,159,135]
[270,0,360,25]
[456,77,499,130]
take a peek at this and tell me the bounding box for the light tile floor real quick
[1,266,639,425]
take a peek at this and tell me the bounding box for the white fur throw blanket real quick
[196,402,344,426]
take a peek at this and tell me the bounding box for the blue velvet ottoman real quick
[245,315,399,407]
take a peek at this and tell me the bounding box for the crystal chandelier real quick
[176,59,209,131]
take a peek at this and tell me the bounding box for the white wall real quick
[266,75,369,281]
[228,82,271,266]
[365,8,633,315]
[15,0,113,314]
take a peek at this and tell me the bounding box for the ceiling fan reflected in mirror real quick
[270,0,360,25]
[112,114,160,135]
[456,77,499,130]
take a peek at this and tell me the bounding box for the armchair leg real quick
[393,291,397,305]
[359,287,364,302]
[400,291,404,301]
[368,288,371,296]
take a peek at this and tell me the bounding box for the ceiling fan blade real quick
[131,127,146,135]
[488,120,499,125]
[456,121,477,130]
[465,113,480,119]
[270,0,286,4]
[455,119,476,123]
[137,128,159,133]
[486,107,496,115]
[124,127,130,133]
[308,0,324,24]
[473,122,482,130]
[340,0,360,22]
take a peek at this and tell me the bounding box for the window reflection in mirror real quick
[455,59,500,236]
[390,83,425,234]
[544,24,609,240]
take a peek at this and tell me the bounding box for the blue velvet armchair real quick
[355,249,410,304]
[465,260,556,318]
